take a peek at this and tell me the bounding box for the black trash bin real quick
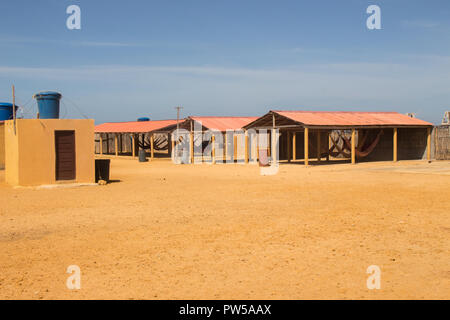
[138,149,148,162]
[95,159,110,182]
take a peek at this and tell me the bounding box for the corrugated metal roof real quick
[95,119,179,133]
[190,116,258,132]
[274,111,433,127]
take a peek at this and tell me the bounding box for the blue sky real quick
[0,0,449,124]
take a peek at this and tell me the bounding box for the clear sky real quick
[0,0,449,124]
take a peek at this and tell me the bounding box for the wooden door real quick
[55,131,76,180]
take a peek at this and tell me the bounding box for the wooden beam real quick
[304,128,309,166]
[233,135,238,162]
[427,127,431,161]
[256,133,259,161]
[100,135,103,155]
[114,134,118,157]
[293,132,296,161]
[150,134,154,160]
[317,130,321,162]
[190,131,194,164]
[351,129,356,164]
[244,131,249,164]
[224,133,227,162]
[132,134,136,158]
[393,128,398,162]
[212,135,216,164]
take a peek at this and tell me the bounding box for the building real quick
[95,119,179,159]
[243,110,434,165]
[4,119,95,186]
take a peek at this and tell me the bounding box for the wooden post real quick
[244,131,249,164]
[224,133,227,162]
[114,134,118,157]
[304,128,309,166]
[393,128,398,162]
[132,134,136,158]
[351,129,356,164]
[293,132,296,161]
[427,127,431,161]
[256,132,259,161]
[150,133,154,160]
[100,135,103,155]
[190,131,194,164]
[233,135,237,162]
[12,85,16,134]
[317,130,321,162]
[212,135,216,164]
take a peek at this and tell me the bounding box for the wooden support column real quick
[114,134,118,157]
[100,134,103,155]
[150,133,155,160]
[190,131,194,164]
[244,131,249,164]
[427,127,431,161]
[317,130,321,162]
[233,135,237,162]
[393,128,398,162]
[351,129,356,164]
[212,135,216,164]
[224,133,227,162]
[132,134,136,158]
[304,128,309,166]
[256,132,259,161]
[293,132,296,161]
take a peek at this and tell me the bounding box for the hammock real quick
[342,130,384,158]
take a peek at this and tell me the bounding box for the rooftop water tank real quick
[0,103,18,121]
[137,117,150,122]
[34,91,62,119]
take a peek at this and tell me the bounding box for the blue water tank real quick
[34,91,62,119]
[137,117,150,122]
[0,103,18,121]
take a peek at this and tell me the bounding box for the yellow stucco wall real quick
[0,122,5,169]
[4,119,95,186]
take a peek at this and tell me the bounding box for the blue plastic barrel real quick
[137,117,150,122]
[34,91,62,119]
[0,103,18,121]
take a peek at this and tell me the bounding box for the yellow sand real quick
[0,158,449,299]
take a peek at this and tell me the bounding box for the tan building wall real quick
[0,122,5,169]
[4,119,95,186]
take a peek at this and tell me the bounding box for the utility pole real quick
[175,106,183,130]
[12,85,16,134]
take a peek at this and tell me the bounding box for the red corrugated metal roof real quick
[274,111,433,126]
[95,119,179,133]
[190,116,258,132]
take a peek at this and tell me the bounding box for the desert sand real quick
[0,158,449,299]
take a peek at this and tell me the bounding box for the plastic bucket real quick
[34,91,62,119]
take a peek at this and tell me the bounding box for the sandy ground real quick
[0,157,449,300]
